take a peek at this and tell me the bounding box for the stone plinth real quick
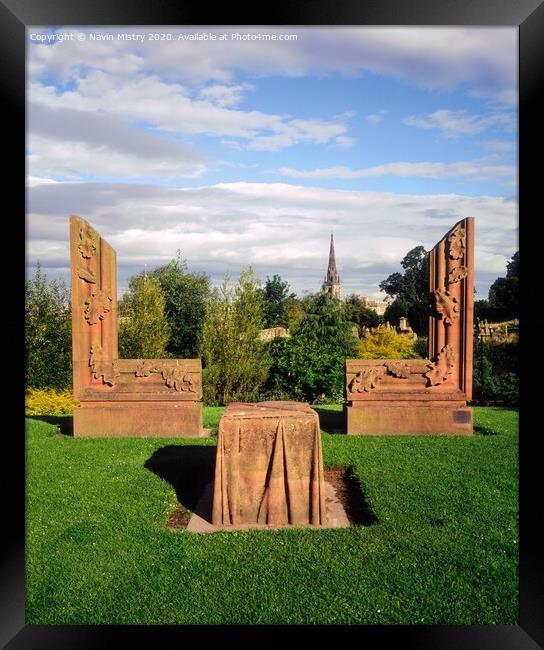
[345,218,475,435]
[70,216,207,437]
[212,401,327,528]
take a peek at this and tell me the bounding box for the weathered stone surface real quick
[346,404,472,435]
[70,215,207,437]
[212,401,327,528]
[345,218,475,435]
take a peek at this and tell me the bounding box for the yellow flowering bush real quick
[25,388,79,416]
[357,324,418,359]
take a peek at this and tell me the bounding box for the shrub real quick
[413,337,428,359]
[25,388,79,416]
[357,325,418,359]
[264,337,345,403]
[473,337,518,405]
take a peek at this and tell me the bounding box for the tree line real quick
[26,246,518,404]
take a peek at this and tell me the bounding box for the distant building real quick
[362,297,389,316]
[324,232,341,298]
[258,327,291,341]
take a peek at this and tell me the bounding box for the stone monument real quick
[211,401,328,528]
[345,217,474,435]
[70,216,208,437]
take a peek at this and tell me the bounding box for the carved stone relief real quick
[447,224,466,260]
[78,225,98,260]
[348,367,386,393]
[424,344,456,386]
[135,360,197,392]
[384,361,410,378]
[89,344,120,386]
[84,290,112,325]
[433,288,460,325]
[77,265,97,284]
[447,266,468,285]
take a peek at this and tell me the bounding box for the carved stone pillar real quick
[70,216,208,437]
[346,218,474,435]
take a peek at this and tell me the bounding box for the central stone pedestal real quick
[212,401,328,528]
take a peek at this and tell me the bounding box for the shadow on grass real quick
[312,406,346,435]
[474,424,498,436]
[145,445,216,513]
[29,415,73,436]
[145,445,378,528]
[328,465,378,526]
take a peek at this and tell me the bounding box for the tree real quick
[118,275,170,358]
[292,291,358,356]
[26,265,72,389]
[262,274,295,328]
[200,268,270,405]
[284,296,304,329]
[488,251,518,318]
[264,291,358,402]
[343,294,383,334]
[379,245,429,336]
[150,252,211,358]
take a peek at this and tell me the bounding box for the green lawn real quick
[26,406,518,625]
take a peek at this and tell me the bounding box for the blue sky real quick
[27,26,518,300]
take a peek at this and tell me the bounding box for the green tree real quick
[118,275,170,358]
[265,337,345,402]
[264,291,358,402]
[201,268,270,405]
[488,251,518,318]
[284,295,304,329]
[343,293,383,334]
[380,245,429,336]
[150,252,211,358]
[262,274,295,328]
[293,291,358,356]
[25,265,72,389]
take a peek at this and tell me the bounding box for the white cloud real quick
[28,75,348,153]
[199,83,253,107]
[481,140,517,153]
[365,110,387,124]
[27,180,517,299]
[28,26,517,105]
[277,157,515,182]
[403,109,516,139]
[28,134,208,180]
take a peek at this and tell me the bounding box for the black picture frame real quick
[6,0,541,647]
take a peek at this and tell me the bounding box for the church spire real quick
[324,232,341,298]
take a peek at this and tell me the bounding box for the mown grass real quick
[26,406,518,625]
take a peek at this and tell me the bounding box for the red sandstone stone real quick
[212,401,327,527]
[345,218,475,435]
[70,216,207,437]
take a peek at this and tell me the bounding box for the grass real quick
[26,405,518,625]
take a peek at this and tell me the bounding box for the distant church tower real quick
[324,232,341,298]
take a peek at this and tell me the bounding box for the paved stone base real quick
[187,481,350,533]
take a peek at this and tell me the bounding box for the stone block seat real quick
[211,401,328,528]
